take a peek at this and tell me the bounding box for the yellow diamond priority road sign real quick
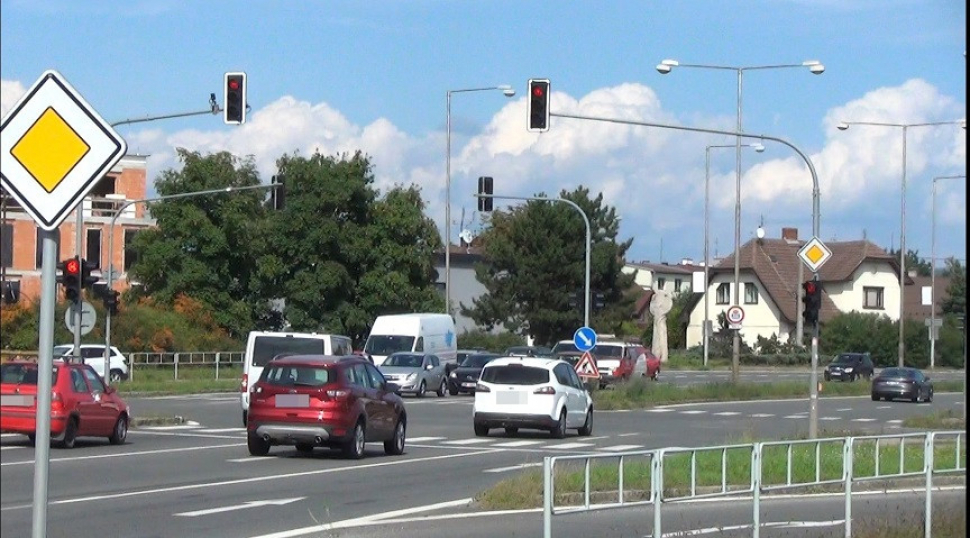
[1,70,126,231]
[797,236,833,273]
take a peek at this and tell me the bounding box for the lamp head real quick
[752,143,766,153]
[837,122,850,131]
[502,89,516,97]
[809,64,825,75]
[656,64,672,74]
[756,226,766,239]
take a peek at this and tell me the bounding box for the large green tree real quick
[940,257,966,316]
[127,149,271,339]
[888,248,932,277]
[256,151,442,345]
[461,186,635,346]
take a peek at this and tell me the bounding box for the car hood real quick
[380,367,422,375]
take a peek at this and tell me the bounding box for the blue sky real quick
[2,0,966,266]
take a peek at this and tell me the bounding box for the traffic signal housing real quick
[58,256,81,304]
[801,279,822,325]
[527,78,550,132]
[103,289,120,315]
[224,72,247,124]
[477,176,493,212]
[80,258,98,289]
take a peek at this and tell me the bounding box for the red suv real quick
[0,359,130,448]
[246,355,407,459]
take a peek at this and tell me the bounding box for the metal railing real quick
[126,351,243,381]
[543,430,966,538]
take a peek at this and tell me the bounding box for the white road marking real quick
[852,418,877,422]
[174,496,304,517]
[1,442,244,467]
[0,445,24,451]
[877,405,893,409]
[713,412,740,416]
[886,419,903,424]
[483,462,543,473]
[406,436,447,443]
[597,445,644,452]
[136,424,201,430]
[660,519,844,536]
[491,440,544,447]
[442,439,494,445]
[749,413,774,418]
[837,408,853,412]
[196,428,245,434]
[226,457,274,463]
[647,408,674,413]
[547,442,594,450]
[784,414,807,419]
[681,410,706,415]
[820,417,842,421]
[618,432,639,437]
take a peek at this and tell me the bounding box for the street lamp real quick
[658,59,824,382]
[930,174,965,369]
[837,119,966,367]
[703,142,765,367]
[445,85,515,316]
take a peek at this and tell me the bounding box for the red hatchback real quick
[0,359,130,448]
[246,355,407,459]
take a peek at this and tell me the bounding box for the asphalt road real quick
[1,371,965,538]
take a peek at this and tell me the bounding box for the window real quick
[123,229,141,271]
[656,277,665,290]
[744,283,759,304]
[364,363,386,389]
[414,336,424,352]
[82,367,106,393]
[86,228,101,268]
[70,369,88,393]
[716,283,730,305]
[36,228,61,269]
[1,223,12,268]
[863,287,884,309]
[674,279,682,292]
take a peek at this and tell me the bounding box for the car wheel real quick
[27,434,36,445]
[109,416,128,445]
[550,410,567,439]
[871,394,879,401]
[436,379,447,397]
[385,418,406,456]
[504,427,518,436]
[652,370,660,381]
[848,374,856,382]
[109,369,124,383]
[911,393,919,403]
[449,386,459,396]
[242,410,248,427]
[578,408,593,436]
[295,443,314,454]
[416,381,426,398]
[926,389,933,403]
[343,421,366,460]
[57,418,78,449]
[474,423,489,437]
[247,432,270,456]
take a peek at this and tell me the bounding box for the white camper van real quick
[363,313,457,366]
[239,331,353,425]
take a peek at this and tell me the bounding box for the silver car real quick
[378,352,448,398]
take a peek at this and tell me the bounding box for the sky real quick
[1,0,966,267]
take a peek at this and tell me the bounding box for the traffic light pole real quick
[475,193,591,329]
[550,111,823,438]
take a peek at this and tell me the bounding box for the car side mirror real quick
[425,364,434,370]
[104,385,116,394]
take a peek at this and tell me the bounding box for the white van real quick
[239,331,352,425]
[363,313,457,367]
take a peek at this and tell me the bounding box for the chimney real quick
[782,227,798,242]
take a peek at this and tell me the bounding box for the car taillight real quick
[475,383,491,393]
[51,391,63,410]
[240,374,248,393]
[252,385,263,395]
[326,389,350,401]
[533,386,556,395]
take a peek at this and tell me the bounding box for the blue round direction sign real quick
[573,326,597,352]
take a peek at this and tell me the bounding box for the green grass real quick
[115,365,241,395]
[902,408,966,430]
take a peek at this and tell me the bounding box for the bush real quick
[457,329,525,353]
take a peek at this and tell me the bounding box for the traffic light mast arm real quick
[109,95,222,128]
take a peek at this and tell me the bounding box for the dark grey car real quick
[871,367,933,403]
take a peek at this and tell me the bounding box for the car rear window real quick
[881,368,916,379]
[260,364,332,387]
[0,364,58,384]
[252,336,330,367]
[481,365,550,385]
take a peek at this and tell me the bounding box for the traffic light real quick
[270,175,286,210]
[477,176,493,212]
[801,279,822,325]
[80,258,98,289]
[592,291,606,311]
[224,72,247,125]
[527,78,550,132]
[58,256,81,304]
[103,289,120,315]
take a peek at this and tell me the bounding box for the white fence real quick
[542,430,966,538]
[127,351,244,381]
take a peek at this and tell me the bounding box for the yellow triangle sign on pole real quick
[575,351,600,378]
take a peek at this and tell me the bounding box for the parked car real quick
[0,359,130,448]
[453,349,489,374]
[551,338,636,388]
[473,356,593,438]
[504,346,554,358]
[871,367,934,403]
[246,354,407,459]
[447,353,501,395]
[378,352,448,398]
[632,346,661,381]
[824,352,874,382]
[51,344,129,383]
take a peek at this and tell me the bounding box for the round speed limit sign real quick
[726,306,745,324]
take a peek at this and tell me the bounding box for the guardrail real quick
[126,352,244,381]
[542,430,966,538]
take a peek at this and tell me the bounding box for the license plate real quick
[497,391,526,405]
[462,382,476,388]
[0,394,34,407]
[275,394,309,408]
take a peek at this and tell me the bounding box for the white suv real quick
[473,357,593,439]
[52,344,129,382]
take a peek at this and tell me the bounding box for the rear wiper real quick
[292,381,318,387]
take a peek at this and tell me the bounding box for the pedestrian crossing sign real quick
[575,351,600,378]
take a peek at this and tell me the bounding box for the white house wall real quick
[686,275,790,349]
[827,260,899,320]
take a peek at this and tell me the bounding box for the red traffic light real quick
[532,85,544,98]
[65,258,80,275]
[804,281,816,294]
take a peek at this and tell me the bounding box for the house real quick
[433,240,492,335]
[622,259,702,295]
[0,155,153,304]
[683,227,904,348]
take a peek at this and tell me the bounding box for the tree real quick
[940,257,966,316]
[460,186,635,346]
[888,248,931,277]
[127,149,271,339]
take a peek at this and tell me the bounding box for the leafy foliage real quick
[888,247,932,277]
[456,330,526,353]
[940,257,966,316]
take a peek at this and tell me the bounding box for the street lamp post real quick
[930,174,965,369]
[445,85,515,316]
[703,142,764,367]
[837,119,966,367]
[658,59,824,382]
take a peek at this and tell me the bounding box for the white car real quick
[473,357,593,438]
[52,344,129,382]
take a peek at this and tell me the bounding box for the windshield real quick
[461,354,497,368]
[481,365,549,385]
[364,335,416,356]
[251,336,329,367]
[383,354,423,368]
[834,354,861,364]
[52,345,73,357]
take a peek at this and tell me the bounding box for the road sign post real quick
[726,305,745,331]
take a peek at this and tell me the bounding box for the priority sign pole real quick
[32,231,58,538]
